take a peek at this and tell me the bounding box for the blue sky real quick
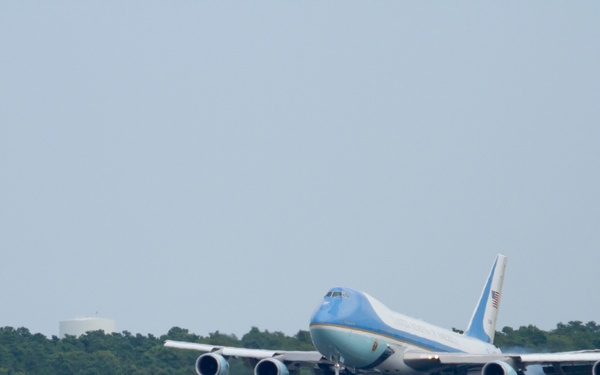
[1,2,599,339]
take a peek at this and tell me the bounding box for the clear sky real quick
[1,2,599,339]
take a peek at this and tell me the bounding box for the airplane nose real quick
[309,324,351,362]
[310,301,339,325]
[310,320,386,369]
[310,296,353,327]
[309,292,360,362]
[309,289,390,369]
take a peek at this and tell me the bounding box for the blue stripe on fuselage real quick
[309,287,464,359]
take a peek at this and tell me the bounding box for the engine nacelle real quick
[482,361,518,375]
[254,358,289,375]
[592,360,600,375]
[195,353,230,375]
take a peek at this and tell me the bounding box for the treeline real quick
[494,321,600,352]
[0,322,598,375]
[0,326,313,375]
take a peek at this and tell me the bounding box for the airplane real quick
[165,255,600,375]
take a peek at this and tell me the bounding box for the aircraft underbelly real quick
[310,325,390,369]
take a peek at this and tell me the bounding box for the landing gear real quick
[316,360,347,375]
[334,363,342,375]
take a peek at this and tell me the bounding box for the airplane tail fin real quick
[464,254,507,344]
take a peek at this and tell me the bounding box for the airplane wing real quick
[164,340,325,362]
[166,340,600,375]
[164,340,330,373]
[403,350,600,375]
[519,350,600,363]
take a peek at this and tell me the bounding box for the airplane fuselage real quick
[309,287,500,371]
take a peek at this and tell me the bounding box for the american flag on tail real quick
[491,290,500,309]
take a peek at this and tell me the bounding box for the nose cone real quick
[309,288,357,361]
[309,288,384,368]
[310,287,359,327]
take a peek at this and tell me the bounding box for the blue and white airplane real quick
[166,255,600,375]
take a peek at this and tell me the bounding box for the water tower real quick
[59,316,117,338]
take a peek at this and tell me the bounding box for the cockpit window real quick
[325,291,350,298]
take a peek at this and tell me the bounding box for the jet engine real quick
[195,353,230,375]
[254,358,289,375]
[592,360,600,375]
[482,361,518,375]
